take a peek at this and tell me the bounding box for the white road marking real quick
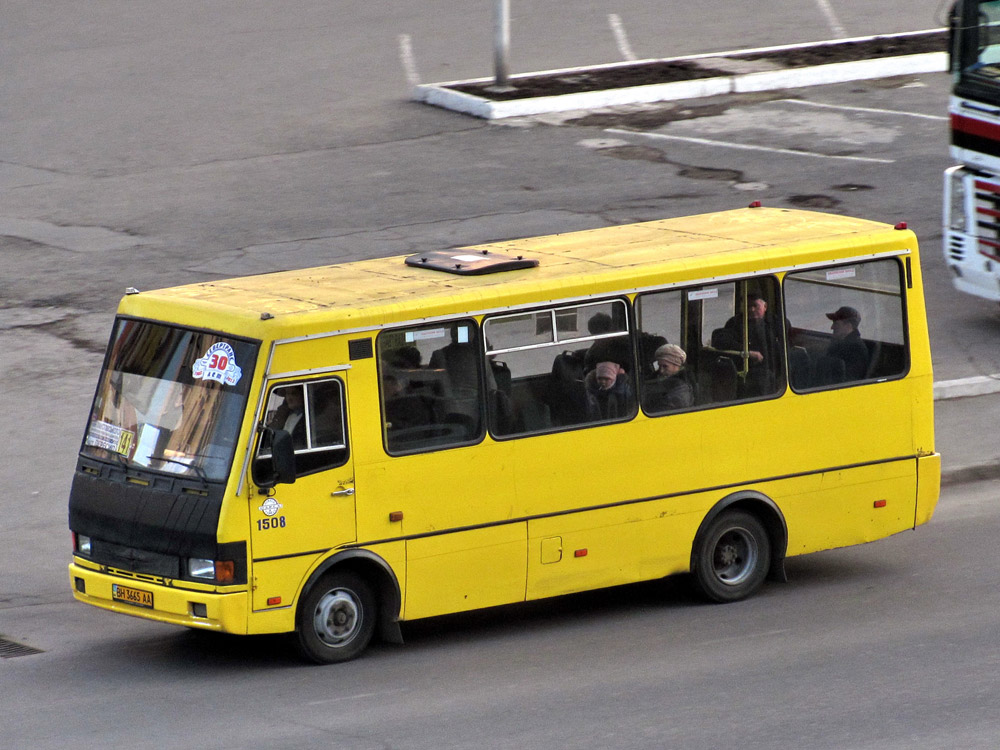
[608,14,637,61]
[814,0,847,38]
[777,98,948,122]
[308,689,407,706]
[398,34,421,87]
[604,128,895,164]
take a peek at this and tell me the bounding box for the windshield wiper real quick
[145,453,210,486]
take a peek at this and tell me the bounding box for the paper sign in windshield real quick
[192,342,243,386]
[86,420,135,456]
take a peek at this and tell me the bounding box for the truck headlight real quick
[946,167,969,232]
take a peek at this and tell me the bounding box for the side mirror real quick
[252,428,296,489]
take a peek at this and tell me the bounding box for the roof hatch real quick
[405,249,539,276]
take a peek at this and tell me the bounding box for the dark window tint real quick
[378,320,485,453]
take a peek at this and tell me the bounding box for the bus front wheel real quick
[693,510,770,603]
[296,571,376,664]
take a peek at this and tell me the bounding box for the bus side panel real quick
[403,523,527,620]
[251,555,321,616]
[525,499,701,601]
[779,460,917,557]
[358,442,521,622]
[246,541,406,634]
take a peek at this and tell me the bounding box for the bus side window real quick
[254,378,348,479]
[783,259,908,390]
[377,321,485,454]
[483,299,635,437]
[636,276,784,413]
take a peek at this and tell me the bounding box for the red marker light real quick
[894,222,908,230]
[574,549,588,558]
[267,596,282,606]
[748,200,762,208]
[874,499,887,508]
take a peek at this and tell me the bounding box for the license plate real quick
[111,583,154,609]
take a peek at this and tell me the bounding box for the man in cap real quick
[824,306,869,382]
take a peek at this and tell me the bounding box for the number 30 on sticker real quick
[257,516,286,531]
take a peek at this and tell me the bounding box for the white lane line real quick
[778,98,949,121]
[608,14,637,61]
[308,689,408,706]
[815,0,847,38]
[398,33,421,87]
[604,128,895,164]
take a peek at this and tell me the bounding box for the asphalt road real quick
[3,2,999,748]
[3,479,999,749]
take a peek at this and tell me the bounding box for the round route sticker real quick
[192,342,243,386]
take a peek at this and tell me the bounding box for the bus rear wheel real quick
[295,571,376,664]
[693,510,770,603]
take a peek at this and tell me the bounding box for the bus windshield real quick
[956,1,1000,88]
[81,318,258,482]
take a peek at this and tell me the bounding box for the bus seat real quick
[709,356,738,403]
[788,345,812,389]
[546,351,587,425]
[430,342,482,395]
[385,394,436,432]
[864,339,881,378]
[490,359,512,393]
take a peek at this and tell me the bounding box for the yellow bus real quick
[68,205,939,663]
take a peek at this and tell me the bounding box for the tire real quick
[693,510,770,603]
[295,571,376,664]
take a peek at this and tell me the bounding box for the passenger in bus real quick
[644,344,694,411]
[584,361,634,421]
[382,374,435,432]
[310,381,344,447]
[818,306,869,383]
[583,312,630,372]
[387,345,422,369]
[268,386,308,449]
[715,292,782,396]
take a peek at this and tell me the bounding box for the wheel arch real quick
[690,490,788,583]
[300,549,404,645]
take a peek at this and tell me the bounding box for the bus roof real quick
[122,207,912,335]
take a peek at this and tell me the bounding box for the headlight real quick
[188,558,216,580]
[946,167,969,232]
[76,534,92,555]
[187,558,236,583]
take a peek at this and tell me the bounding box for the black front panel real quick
[69,468,223,560]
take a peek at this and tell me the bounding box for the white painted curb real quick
[934,374,1000,401]
[414,30,947,120]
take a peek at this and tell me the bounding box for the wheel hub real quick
[713,529,757,585]
[314,589,360,646]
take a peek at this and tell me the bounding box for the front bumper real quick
[68,560,249,634]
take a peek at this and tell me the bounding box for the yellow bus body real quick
[68,206,938,659]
